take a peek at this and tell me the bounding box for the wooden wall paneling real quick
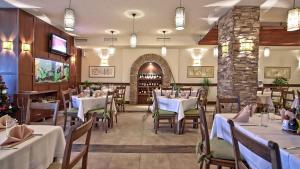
[18,10,34,92]
[0,9,19,97]
[33,17,49,59]
[76,48,82,85]
[32,83,49,91]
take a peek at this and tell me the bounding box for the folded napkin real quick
[0,115,12,129]
[181,92,189,99]
[1,125,34,147]
[78,92,86,98]
[250,104,257,116]
[233,105,251,123]
[165,92,171,98]
[280,108,287,121]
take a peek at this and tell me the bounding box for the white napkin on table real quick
[232,105,251,123]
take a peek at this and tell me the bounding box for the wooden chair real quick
[25,100,59,126]
[115,86,126,112]
[47,113,97,169]
[200,89,208,111]
[282,90,295,111]
[160,87,173,96]
[69,87,79,96]
[196,106,235,169]
[146,86,153,113]
[227,119,282,169]
[257,87,264,95]
[216,96,241,114]
[271,88,283,112]
[180,89,202,133]
[62,90,79,131]
[298,90,300,107]
[180,87,192,96]
[152,91,176,134]
[88,91,114,133]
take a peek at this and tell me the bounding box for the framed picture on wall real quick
[89,66,115,78]
[187,66,214,78]
[264,67,291,79]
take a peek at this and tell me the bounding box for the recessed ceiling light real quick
[104,29,120,35]
[124,9,145,19]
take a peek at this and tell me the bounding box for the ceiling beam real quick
[198,24,300,46]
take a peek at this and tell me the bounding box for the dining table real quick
[72,95,117,121]
[152,95,198,133]
[0,125,65,169]
[154,89,198,97]
[211,113,300,169]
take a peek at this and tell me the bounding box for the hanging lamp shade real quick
[264,47,270,57]
[175,0,185,30]
[287,8,300,31]
[161,46,167,56]
[130,33,137,48]
[64,8,75,31]
[108,31,115,55]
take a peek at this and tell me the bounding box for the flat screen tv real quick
[35,58,70,83]
[49,34,68,56]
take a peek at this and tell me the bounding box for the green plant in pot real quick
[272,77,288,87]
[83,80,92,89]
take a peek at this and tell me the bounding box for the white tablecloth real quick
[154,96,198,121]
[211,114,300,169]
[292,96,299,109]
[0,125,65,169]
[72,96,117,121]
[154,89,198,97]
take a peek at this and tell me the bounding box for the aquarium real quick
[35,58,70,83]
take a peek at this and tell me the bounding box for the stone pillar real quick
[218,6,260,106]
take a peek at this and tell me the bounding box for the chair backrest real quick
[257,87,264,94]
[104,91,114,118]
[69,88,79,96]
[152,91,160,113]
[200,89,208,107]
[161,87,173,96]
[61,112,96,169]
[115,86,126,100]
[282,90,295,110]
[26,100,60,125]
[62,89,71,111]
[217,96,241,114]
[198,106,211,156]
[271,88,283,102]
[227,119,282,169]
[15,94,30,124]
[180,87,192,96]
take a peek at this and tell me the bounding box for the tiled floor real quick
[65,105,218,169]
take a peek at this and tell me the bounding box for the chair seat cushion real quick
[210,137,235,160]
[158,109,176,116]
[184,109,198,116]
[65,108,78,114]
[47,162,81,169]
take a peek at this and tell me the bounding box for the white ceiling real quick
[0,0,296,48]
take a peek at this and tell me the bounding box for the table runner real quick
[72,95,117,121]
[0,125,65,169]
[211,114,300,169]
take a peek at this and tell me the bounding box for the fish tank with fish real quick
[35,58,70,83]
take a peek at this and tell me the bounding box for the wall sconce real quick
[2,41,13,51]
[298,58,300,69]
[193,59,201,66]
[71,56,76,63]
[213,46,218,57]
[263,47,270,57]
[22,43,31,52]
[240,39,254,52]
[221,42,229,55]
[101,59,109,66]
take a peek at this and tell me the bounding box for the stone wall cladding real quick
[130,54,172,104]
[218,6,260,106]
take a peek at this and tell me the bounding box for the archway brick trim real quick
[130,54,172,104]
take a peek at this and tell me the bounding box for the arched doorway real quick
[130,54,172,104]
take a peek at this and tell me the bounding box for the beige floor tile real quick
[107,154,140,169]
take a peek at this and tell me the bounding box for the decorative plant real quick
[83,80,92,88]
[202,78,211,91]
[272,77,288,86]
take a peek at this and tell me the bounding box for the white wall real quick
[81,46,300,102]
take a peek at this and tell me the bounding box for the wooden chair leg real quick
[199,162,203,169]
[204,162,210,169]
[63,113,67,131]
[173,117,176,134]
[217,166,222,169]
[155,118,158,134]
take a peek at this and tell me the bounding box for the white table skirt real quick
[0,125,65,169]
[211,114,300,169]
[292,96,299,109]
[153,96,198,121]
[72,95,117,121]
[154,89,198,97]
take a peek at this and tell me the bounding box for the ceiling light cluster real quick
[287,0,300,31]
[175,0,185,30]
[130,13,137,48]
[64,0,75,32]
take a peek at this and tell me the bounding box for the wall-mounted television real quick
[49,34,68,56]
[35,58,70,83]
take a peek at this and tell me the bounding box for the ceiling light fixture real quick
[108,30,115,55]
[264,47,270,57]
[64,0,75,32]
[161,31,167,56]
[287,0,300,31]
[130,13,137,48]
[175,0,185,30]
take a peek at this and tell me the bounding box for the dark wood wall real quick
[0,9,82,100]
